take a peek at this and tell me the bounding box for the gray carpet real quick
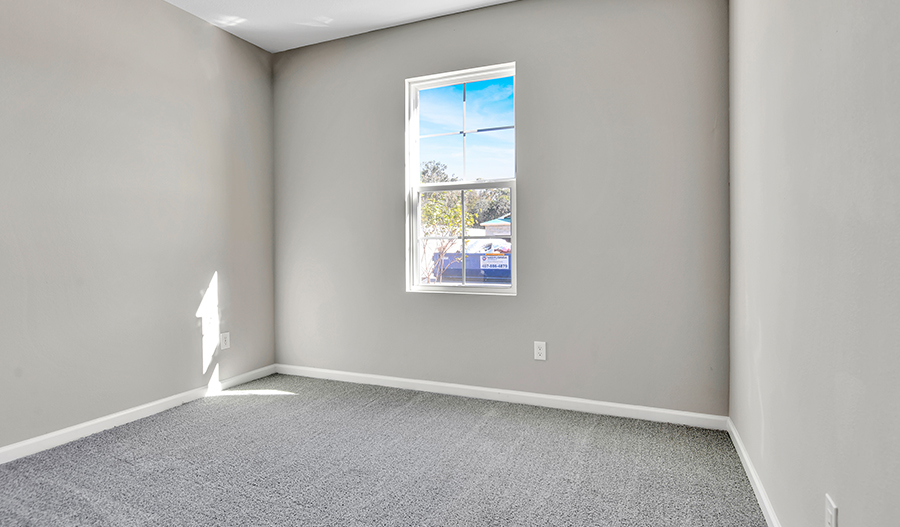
[0,374,767,526]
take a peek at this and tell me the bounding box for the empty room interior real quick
[1,0,897,525]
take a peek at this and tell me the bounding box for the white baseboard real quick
[275,364,730,431]
[0,364,277,466]
[2,361,777,527]
[727,418,781,527]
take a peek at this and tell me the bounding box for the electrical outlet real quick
[534,341,546,361]
[825,494,837,527]
[220,332,231,350]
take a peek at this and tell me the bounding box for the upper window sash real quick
[406,62,516,185]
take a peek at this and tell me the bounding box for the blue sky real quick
[419,76,514,181]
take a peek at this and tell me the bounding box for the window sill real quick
[408,284,516,296]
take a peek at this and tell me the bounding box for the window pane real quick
[466,76,514,131]
[419,238,463,284]
[420,134,463,183]
[420,190,464,240]
[465,128,515,181]
[419,84,463,136]
[464,238,512,285]
[464,188,511,237]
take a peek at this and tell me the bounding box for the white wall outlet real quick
[825,494,838,527]
[220,332,231,350]
[534,341,546,361]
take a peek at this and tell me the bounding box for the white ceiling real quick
[163,0,519,53]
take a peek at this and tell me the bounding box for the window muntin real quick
[406,63,516,294]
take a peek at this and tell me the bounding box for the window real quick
[406,63,516,295]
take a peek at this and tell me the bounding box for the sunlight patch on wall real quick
[207,364,223,394]
[195,272,219,377]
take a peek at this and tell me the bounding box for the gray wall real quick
[730,0,900,525]
[0,0,275,448]
[274,0,731,415]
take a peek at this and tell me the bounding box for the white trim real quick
[727,418,782,527]
[275,364,729,431]
[0,364,277,465]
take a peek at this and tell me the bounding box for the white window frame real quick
[405,62,517,295]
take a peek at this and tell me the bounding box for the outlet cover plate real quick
[534,341,546,361]
[220,332,231,350]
